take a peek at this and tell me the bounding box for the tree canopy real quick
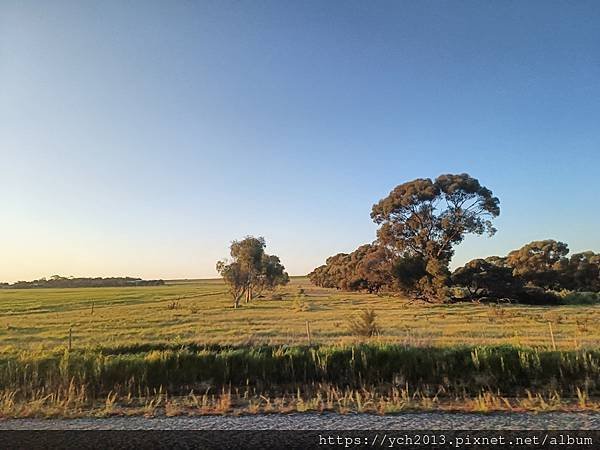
[217,236,289,308]
[311,173,598,305]
[452,240,600,304]
[562,251,600,292]
[450,258,521,300]
[309,244,393,293]
[505,240,569,290]
[370,173,500,300]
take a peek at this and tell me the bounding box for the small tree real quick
[217,236,289,308]
[216,260,247,308]
[230,236,266,303]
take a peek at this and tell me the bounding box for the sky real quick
[1,1,599,282]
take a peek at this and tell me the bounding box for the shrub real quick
[517,287,560,305]
[347,309,380,338]
[291,297,311,312]
[556,290,600,305]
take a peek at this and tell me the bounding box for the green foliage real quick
[451,258,521,300]
[216,260,247,308]
[351,245,394,293]
[453,241,600,304]
[308,253,350,289]
[309,245,393,294]
[311,173,501,302]
[556,290,600,305]
[561,252,600,292]
[217,236,289,307]
[506,240,570,290]
[516,286,561,305]
[391,255,427,295]
[371,173,500,301]
[257,254,290,293]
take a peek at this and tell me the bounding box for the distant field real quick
[1,277,599,353]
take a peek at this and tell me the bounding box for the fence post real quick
[305,320,312,346]
[68,326,72,351]
[548,322,557,350]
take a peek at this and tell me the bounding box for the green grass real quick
[3,344,599,396]
[1,279,599,416]
[1,277,599,353]
[0,344,599,417]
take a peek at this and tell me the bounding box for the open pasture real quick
[1,278,599,354]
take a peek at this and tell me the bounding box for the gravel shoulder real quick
[1,412,600,430]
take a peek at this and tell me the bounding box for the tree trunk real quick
[234,289,245,308]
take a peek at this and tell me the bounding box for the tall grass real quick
[1,344,599,399]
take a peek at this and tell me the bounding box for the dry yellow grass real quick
[1,277,599,354]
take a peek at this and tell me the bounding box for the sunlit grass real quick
[1,344,600,417]
[2,384,599,418]
[1,277,599,353]
[1,279,599,417]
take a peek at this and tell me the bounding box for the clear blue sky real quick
[1,1,599,281]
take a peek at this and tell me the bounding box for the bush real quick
[516,287,560,305]
[291,296,311,312]
[347,309,380,337]
[556,290,600,305]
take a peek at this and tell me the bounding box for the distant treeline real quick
[0,276,165,289]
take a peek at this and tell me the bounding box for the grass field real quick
[0,277,599,354]
[1,278,600,417]
[1,277,600,354]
